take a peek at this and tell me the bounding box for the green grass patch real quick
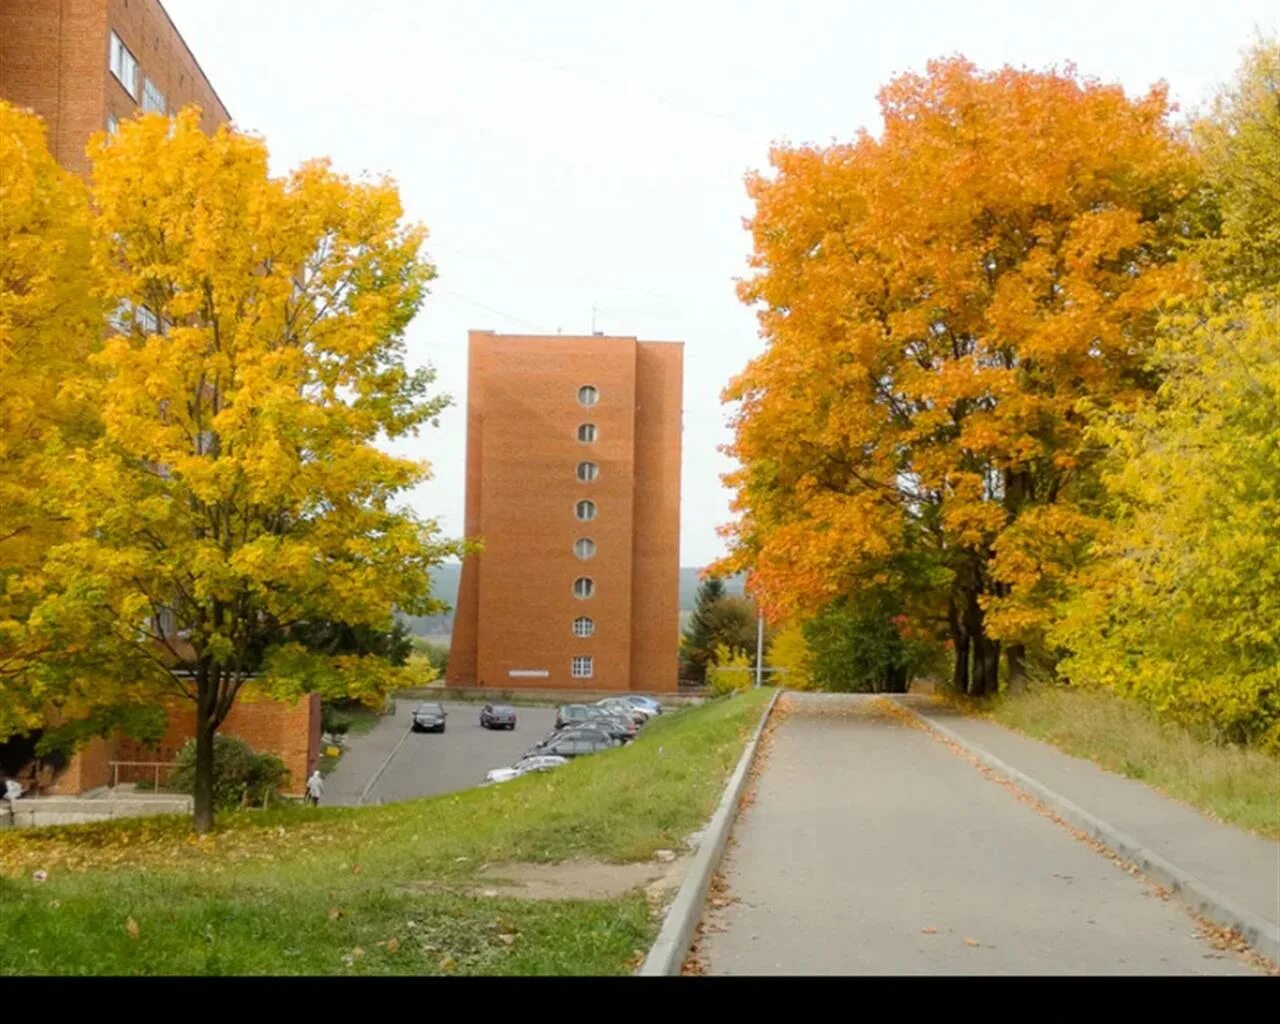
[983,685,1280,840]
[0,688,773,975]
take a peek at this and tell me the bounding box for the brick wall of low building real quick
[46,736,113,795]
[112,691,319,796]
[49,690,319,797]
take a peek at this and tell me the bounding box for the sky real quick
[163,0,1277,566]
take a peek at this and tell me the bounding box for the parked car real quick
[531,722,617,751]
[555,704,639,734]
[582,715,636,744]
[480,703,517,730]
[530,731,618,759]
[595,697,651,725]
[622,696,663,716]
[484,754,568,785]
[411,702,447,733]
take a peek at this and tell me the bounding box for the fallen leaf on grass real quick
[328,907,343,921]
[497,933,517,946]
[385,938,400,954]
[439,955,457,972]
[125,917,140,940]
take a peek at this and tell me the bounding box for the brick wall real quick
[50,690,319,797]
[112,691,319,796]
[0,0,229,177]
[449,332,682,693]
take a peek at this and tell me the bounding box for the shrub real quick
[167,735,289,809]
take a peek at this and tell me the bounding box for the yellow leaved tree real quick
[0,103,101,732]
[26,109,463,830]
[1050,42,1280,748]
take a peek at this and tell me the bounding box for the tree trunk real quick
[971,632,1001,697]
[193,664,218,834]
[949,593,970,695]
[962,576,1001,697]
[1005,643,1027,695]
[193,716,217,834]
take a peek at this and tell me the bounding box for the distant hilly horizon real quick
[398,563,746,638]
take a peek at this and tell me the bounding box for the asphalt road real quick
[699,693,1263,976]
[323,699,557,806]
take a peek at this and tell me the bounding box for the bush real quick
[167,735,289,809]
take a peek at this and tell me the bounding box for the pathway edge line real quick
[637,688,782,976]
[894,697,1280,965]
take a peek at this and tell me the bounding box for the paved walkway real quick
[699,693,1273,975]
[903,695,1280,939]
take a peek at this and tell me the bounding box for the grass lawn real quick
[981,685,1280,840]
[0,688,773,975]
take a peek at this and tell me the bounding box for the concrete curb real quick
[893,697,1280,965]
[637,688,782,976]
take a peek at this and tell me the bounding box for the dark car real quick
[480,703,517,730]
[576,716,635,744]
[530,731,618,759]
[411,702,447,733]
[595,698,649,725]
[530,723,620,754]
[555,704,638,734]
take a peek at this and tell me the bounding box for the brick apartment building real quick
[448,331,684,693]
[0,1,321,796]
[0,0,229,175]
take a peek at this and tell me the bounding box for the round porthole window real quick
[578,385,599,407]
[574,538,596,560]
[573,577,595,599]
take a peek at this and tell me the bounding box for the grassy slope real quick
[983,686,1280,840]
[0,689,772,976]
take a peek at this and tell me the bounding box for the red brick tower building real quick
[448,331,683,693]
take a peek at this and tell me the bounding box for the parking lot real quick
[323,699,558,806]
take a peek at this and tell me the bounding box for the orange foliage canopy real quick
[716,58,1200,694]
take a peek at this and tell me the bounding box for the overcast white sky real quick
[164,0,1277,566]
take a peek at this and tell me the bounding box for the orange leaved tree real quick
[716,58,1201,695]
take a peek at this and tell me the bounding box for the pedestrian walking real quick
[305,769,324,806]
[3,776,24,810]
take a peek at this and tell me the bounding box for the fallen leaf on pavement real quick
[921,927,938,934]
[964,937,980,947]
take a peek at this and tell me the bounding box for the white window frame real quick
[577,385,599,407]
[577,423,597,443]
[573,617,595,638]
[575,500,597,522]
[109,32,138,99]
[141,77,166,114]
[107,113,119,135]
[571,656,594,679]
[136,305,160,334]
[576,461,599,483]
[573,538,596,560]
[573,577,594,600]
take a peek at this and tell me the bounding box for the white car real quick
[484,754,569,785]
